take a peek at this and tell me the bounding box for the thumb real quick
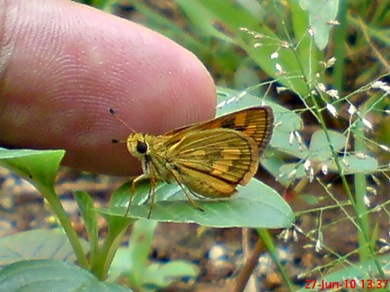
[0,0,216,176]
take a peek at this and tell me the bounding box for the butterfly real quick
[111,106,273,217]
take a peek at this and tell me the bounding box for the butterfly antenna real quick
[109,108,137,134]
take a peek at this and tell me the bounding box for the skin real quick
[0,0,217,176]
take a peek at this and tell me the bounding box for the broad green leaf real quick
[102,179,294,229]
[0,230,88,267]
[0,148,64,192]
[0,259,129,291]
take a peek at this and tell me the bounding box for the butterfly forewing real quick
[164,128,259,197]
[165,106,273,155]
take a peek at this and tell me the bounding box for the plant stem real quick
[40,185,89,269]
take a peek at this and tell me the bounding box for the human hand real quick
[0,0,216,176]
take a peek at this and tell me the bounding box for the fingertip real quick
[0,0,217,176]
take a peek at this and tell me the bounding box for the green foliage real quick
[0,259,128,291]
[1,0,390,291]
[0,230,88,266]
[110,219,198,290]
[105,178,293,228]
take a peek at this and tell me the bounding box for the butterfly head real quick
[127,133,149,159]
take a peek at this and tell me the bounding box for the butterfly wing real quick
[165,106,273,156]
[164,128,259,198]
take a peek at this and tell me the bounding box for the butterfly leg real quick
[125,174,147,217]
[146,172,157,219]
[169,169,204,212]
[184,188,204,212]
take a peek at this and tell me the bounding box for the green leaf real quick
[111,221,197,290]
[309,130,346,158]
[0,230,88,268]
[178,0,312,95]
[328,154,379,174]
[278,163,307,180]
[102,179,294,228]
[0,147,88,269]
[74,191,99,260]
[261,154,298,186]
[0,259,129,291]
[126,220,157,270]
[178,0,252,42]
[276,129,347,162]
[299,0,340,50]
[129,1,205,55]
[0,148,64,192]
[111,220,158,288]
[145,261,198,288]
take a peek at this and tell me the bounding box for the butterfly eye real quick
[136,140,148,154]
